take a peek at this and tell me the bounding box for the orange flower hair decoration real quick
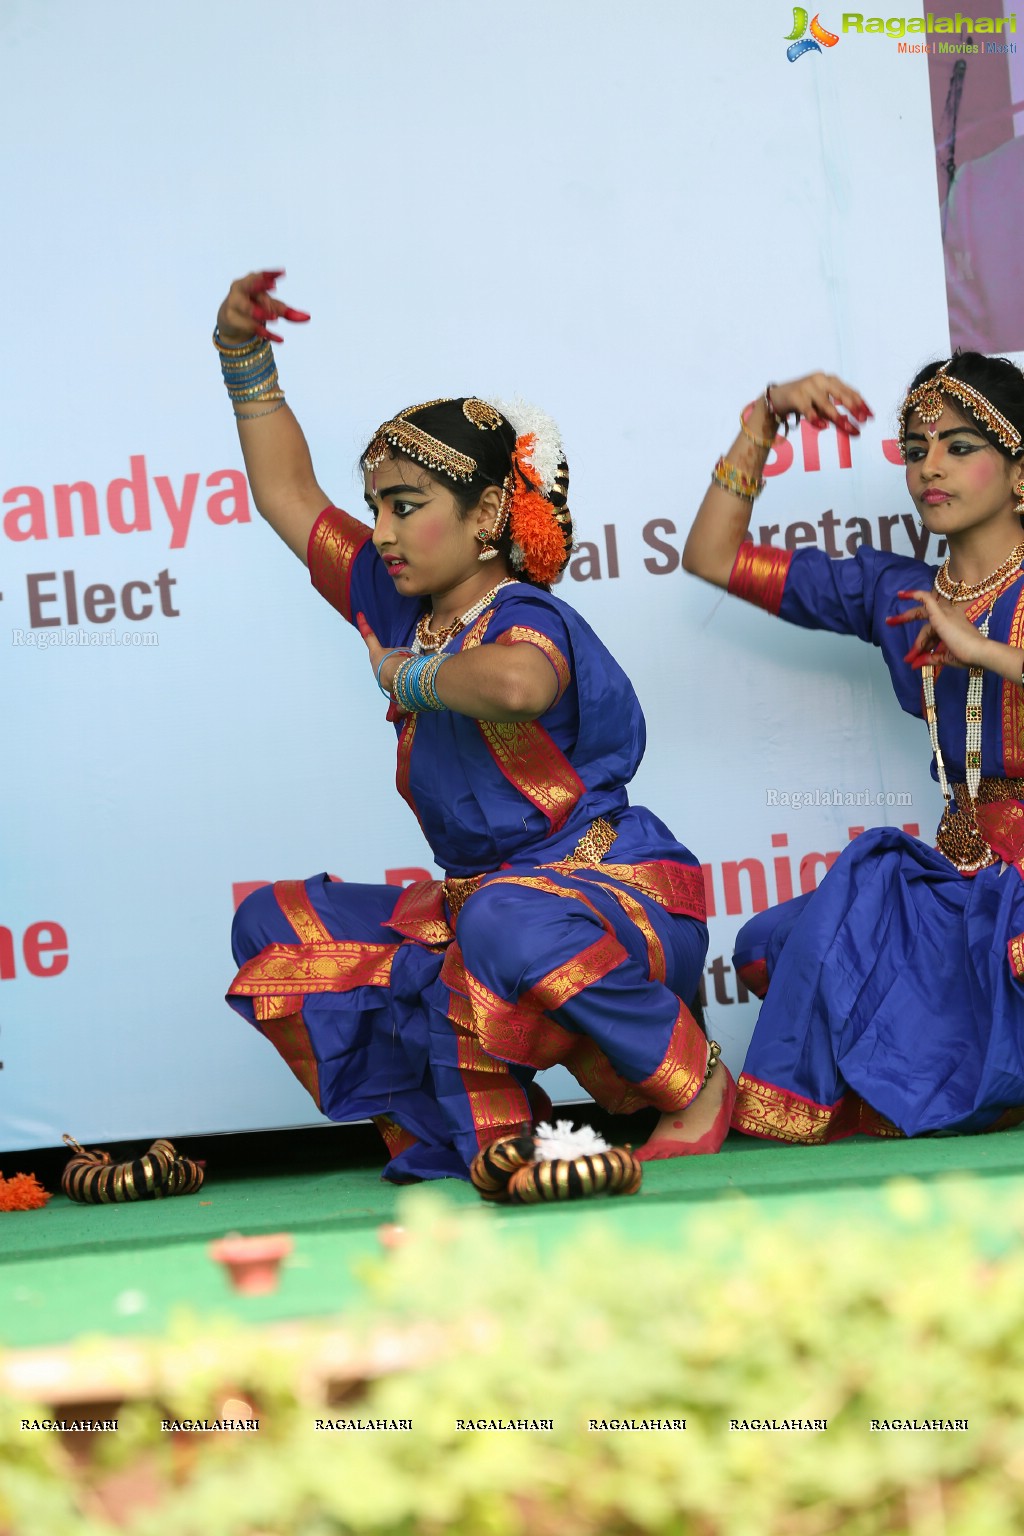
[487,397,572,586]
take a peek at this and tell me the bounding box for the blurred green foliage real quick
[3,1175,1024,1535]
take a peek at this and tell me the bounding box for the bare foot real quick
[633,1050,738,1162]
[647,1064,728,1149]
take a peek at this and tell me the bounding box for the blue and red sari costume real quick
[228,508,708,1180]
[729,542,1024,1142]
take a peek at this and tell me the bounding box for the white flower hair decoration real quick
[487,395,565,494]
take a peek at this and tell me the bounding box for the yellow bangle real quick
[712,456,764,501]
[739,409,777,451]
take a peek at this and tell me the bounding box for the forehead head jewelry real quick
[898,359,1023,461]
[364,399,478,485]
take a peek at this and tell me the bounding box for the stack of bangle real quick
[213,327,286,419]
[392,653,449,713]
[712,456,765,502]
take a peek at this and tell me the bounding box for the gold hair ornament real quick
[899,361,1023,460]
[364,399,478,484]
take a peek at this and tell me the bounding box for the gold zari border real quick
[259,1010,322,1108]
[477,720,584,834]
[387,880,451,945]
[1009,933,1024,979]
[585,861,707,923]
[733,1074,902,1142]
[308,508,372,623]
[601,885,667,983]
[373,1115,419,1160]
[495,627,571,705]
[229,941,397,998]
[274,879,333,944]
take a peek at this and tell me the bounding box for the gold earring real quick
[1013,478,1024,516]
[476,528,499,561]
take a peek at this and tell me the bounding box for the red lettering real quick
[763,435,794,479]
[3,486,46,541]
[722,858,768,916]
[106,456,151,535]
[206,470,251,528]
[54,482,100,539]
[385,867,433,887]
[798,420,853,473]
[155,473,199,551]
[0,921,69,979]
[799,851,841,893]
[701,864,716,920]
[771,832,794,902]
[23,923,69,977]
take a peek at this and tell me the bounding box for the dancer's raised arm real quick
[682,373,870,588]
[215,270,330,563]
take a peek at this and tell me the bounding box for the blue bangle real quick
[392,653,448,713]
[375,648,408,697]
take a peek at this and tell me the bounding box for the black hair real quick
[905,351,1024,459]
[361,398,573,588]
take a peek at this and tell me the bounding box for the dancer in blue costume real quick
[215,270,722,1181]
[684,355,1024,1142]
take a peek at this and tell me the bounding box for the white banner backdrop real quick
[0,0,980,1149]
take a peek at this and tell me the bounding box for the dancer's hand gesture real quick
[767,372,872,434]
[216,270,311,345]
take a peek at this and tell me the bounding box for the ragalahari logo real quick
[785,8,840,59]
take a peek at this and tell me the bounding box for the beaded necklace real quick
[934,542,1024,603]
[412,579,519,655]
[923,545,1024,811]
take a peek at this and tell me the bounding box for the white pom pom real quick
[532,1120,611,1162]
[487,395,564,494]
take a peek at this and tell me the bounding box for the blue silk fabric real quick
[228,511,708,1179]
[732,545,1024,1141]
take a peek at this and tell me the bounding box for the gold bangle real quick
[739,409,776,451]
[212,327,265,357]
[712,456,764,502]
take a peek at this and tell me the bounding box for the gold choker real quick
[934,543,1024,603]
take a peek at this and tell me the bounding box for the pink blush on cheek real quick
[961,453,1004,493]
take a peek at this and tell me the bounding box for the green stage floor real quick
[4,1128,1024,1351]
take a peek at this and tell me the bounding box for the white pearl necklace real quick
[412,579,519,655]
[922,608,991,808]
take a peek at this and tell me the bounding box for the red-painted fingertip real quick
[896,590,919,600]
[279,306,311,321]
[266,330,284,343]
[262,268,285,280]
[252,325,272,341]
